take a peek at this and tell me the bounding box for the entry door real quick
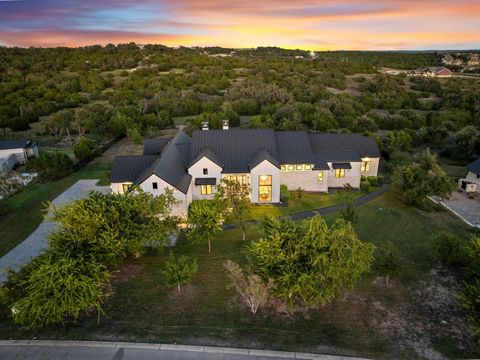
[258,175,272,203]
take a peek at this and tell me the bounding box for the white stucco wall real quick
[139,174,190,219]
[280,170,328,192]
[110,182,131,194]
[326,161,362,188]
[360,157,380,178]
[188,156,223,200]
[250,160,280,203]
[0,148,27,165]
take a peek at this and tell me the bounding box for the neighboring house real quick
[460,158,480,193]
[110,129,380,218]
[0,139,39,172]
[410,67,453,77]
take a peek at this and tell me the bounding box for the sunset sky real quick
[0,0,479,50]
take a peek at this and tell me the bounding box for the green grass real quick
[0,162,111,257]
[249,188,373,220]
[1,191,475,359]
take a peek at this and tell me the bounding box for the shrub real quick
[73,137,100,163]
[0,201,6,217]
[340,201,358,224]
[458,279,480,336]
[25,152,73,181]
[432,232,465,266]
[360,180,371,192]
[162,252,198,293]
[374,241,402,286]
[367,176,379,187]
[280,184,289,204]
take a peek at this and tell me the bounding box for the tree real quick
[162,252,198,293]
[10,256,110,329]
[219,179,252,240]
[392,149,454,207]
[73,137,100,163]
[224,260,274,315]
[25,152,73,181]
[249,215,374,306]
[187,199,224,253]
[45,109,74,143]
[340,201,358,224]
[374,241,402,287]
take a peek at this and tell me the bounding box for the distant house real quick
[0,139,39,172]
[110,128,380,218]
[468,54,480,66]
[410,67,452,77]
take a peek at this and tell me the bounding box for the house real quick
[0,139,39,172]
[410,67,452,77]
[110,129,380,218]
[459,158,480,193]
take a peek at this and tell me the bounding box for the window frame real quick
[203,168,208,175]
[317,172,323,182]
[200,184,212,195]
[361,161,372,172]
[335,169,346,178]
[152,182,158,190]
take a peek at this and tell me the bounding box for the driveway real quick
[0,180,110,283]
[431,191,480,228]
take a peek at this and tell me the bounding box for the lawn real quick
[0,162,112,257]
[249,188,374,220]
[1,191,477,359]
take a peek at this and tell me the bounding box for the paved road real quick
[0,180,110,283]
[0,341,369,360]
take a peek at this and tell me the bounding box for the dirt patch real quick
[110,263,145,288]
[167,284,199,302]
[371,266,477,359]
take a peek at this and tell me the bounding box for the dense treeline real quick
[0,44,479,162]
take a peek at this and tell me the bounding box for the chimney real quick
[222,119,229,130]
[201,121,209,131]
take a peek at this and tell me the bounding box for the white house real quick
[0,139,39,172]
[110,129,381,218]
[459,158,480,193]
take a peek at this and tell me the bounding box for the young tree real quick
[340,201,358,224]
[224,260,274,316]
[162,252,198,293]
[219,179,252,240]
[392,149,454,207]
[73,137,99,163]
[249,215,374,306]
[374,241,402,287]
[187,199,224,253]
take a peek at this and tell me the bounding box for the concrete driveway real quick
[432,191,480,228]
[0,180,110,283]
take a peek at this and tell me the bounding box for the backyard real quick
[0,191,477,359]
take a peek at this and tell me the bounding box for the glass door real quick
[258,175,272,203]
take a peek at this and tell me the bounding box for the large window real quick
[223,174,249,186]
[201,185,212,195]
[335,169,345,178]
[361,161,371,172]
[258,175,272,203]
[122,183,132,193]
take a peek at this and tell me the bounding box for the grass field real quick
[0,163,112,257]
[1,191,477,359]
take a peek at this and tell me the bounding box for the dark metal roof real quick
[190,146,223,168]
[143,137,172,155]
[0,139,30,150]
[332,162,352,169]
[249,148,280,169]
[275,131,315,164]
[190,129,277,173]
[309,133,380,158]
[194,177,217,185]
[110,155,157,182]
[467,158,480,175]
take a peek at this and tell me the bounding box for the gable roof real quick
[189,146,223,168]
[274,131,315,164]
[249,148,280,169]
[110,155,157,183]
[467,158,480,176]
[190,129,277,173]
[143,137,172,155]
[309,133,380,158]
[0,139,31,150]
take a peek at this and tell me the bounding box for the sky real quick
[0,0,479,50]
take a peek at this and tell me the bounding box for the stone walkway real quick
[0,180,110,283]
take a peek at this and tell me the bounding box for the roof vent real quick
[201,121,209,131]
[222,119,229,130]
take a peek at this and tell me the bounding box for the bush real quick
[432,232,465,266]
[360,180,371,192]
[458,279,480,336]
[162,252,198,293]
[280,184,289,204]
[25,152,73,181]
[367,176,379,187]
[73,137,100,163]
[0,201,7,217]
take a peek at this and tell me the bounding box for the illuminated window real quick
[317,172,323,182]
[361,161,371,172]
[281,165,287,171]
[287,165,294,171]
[296,165,303,170]
[304,164,312,170]
[258,175,272,203]
[335,169,345,178]
[201,185,212,195]
[223,175,249,186]
[122,184,131,193]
